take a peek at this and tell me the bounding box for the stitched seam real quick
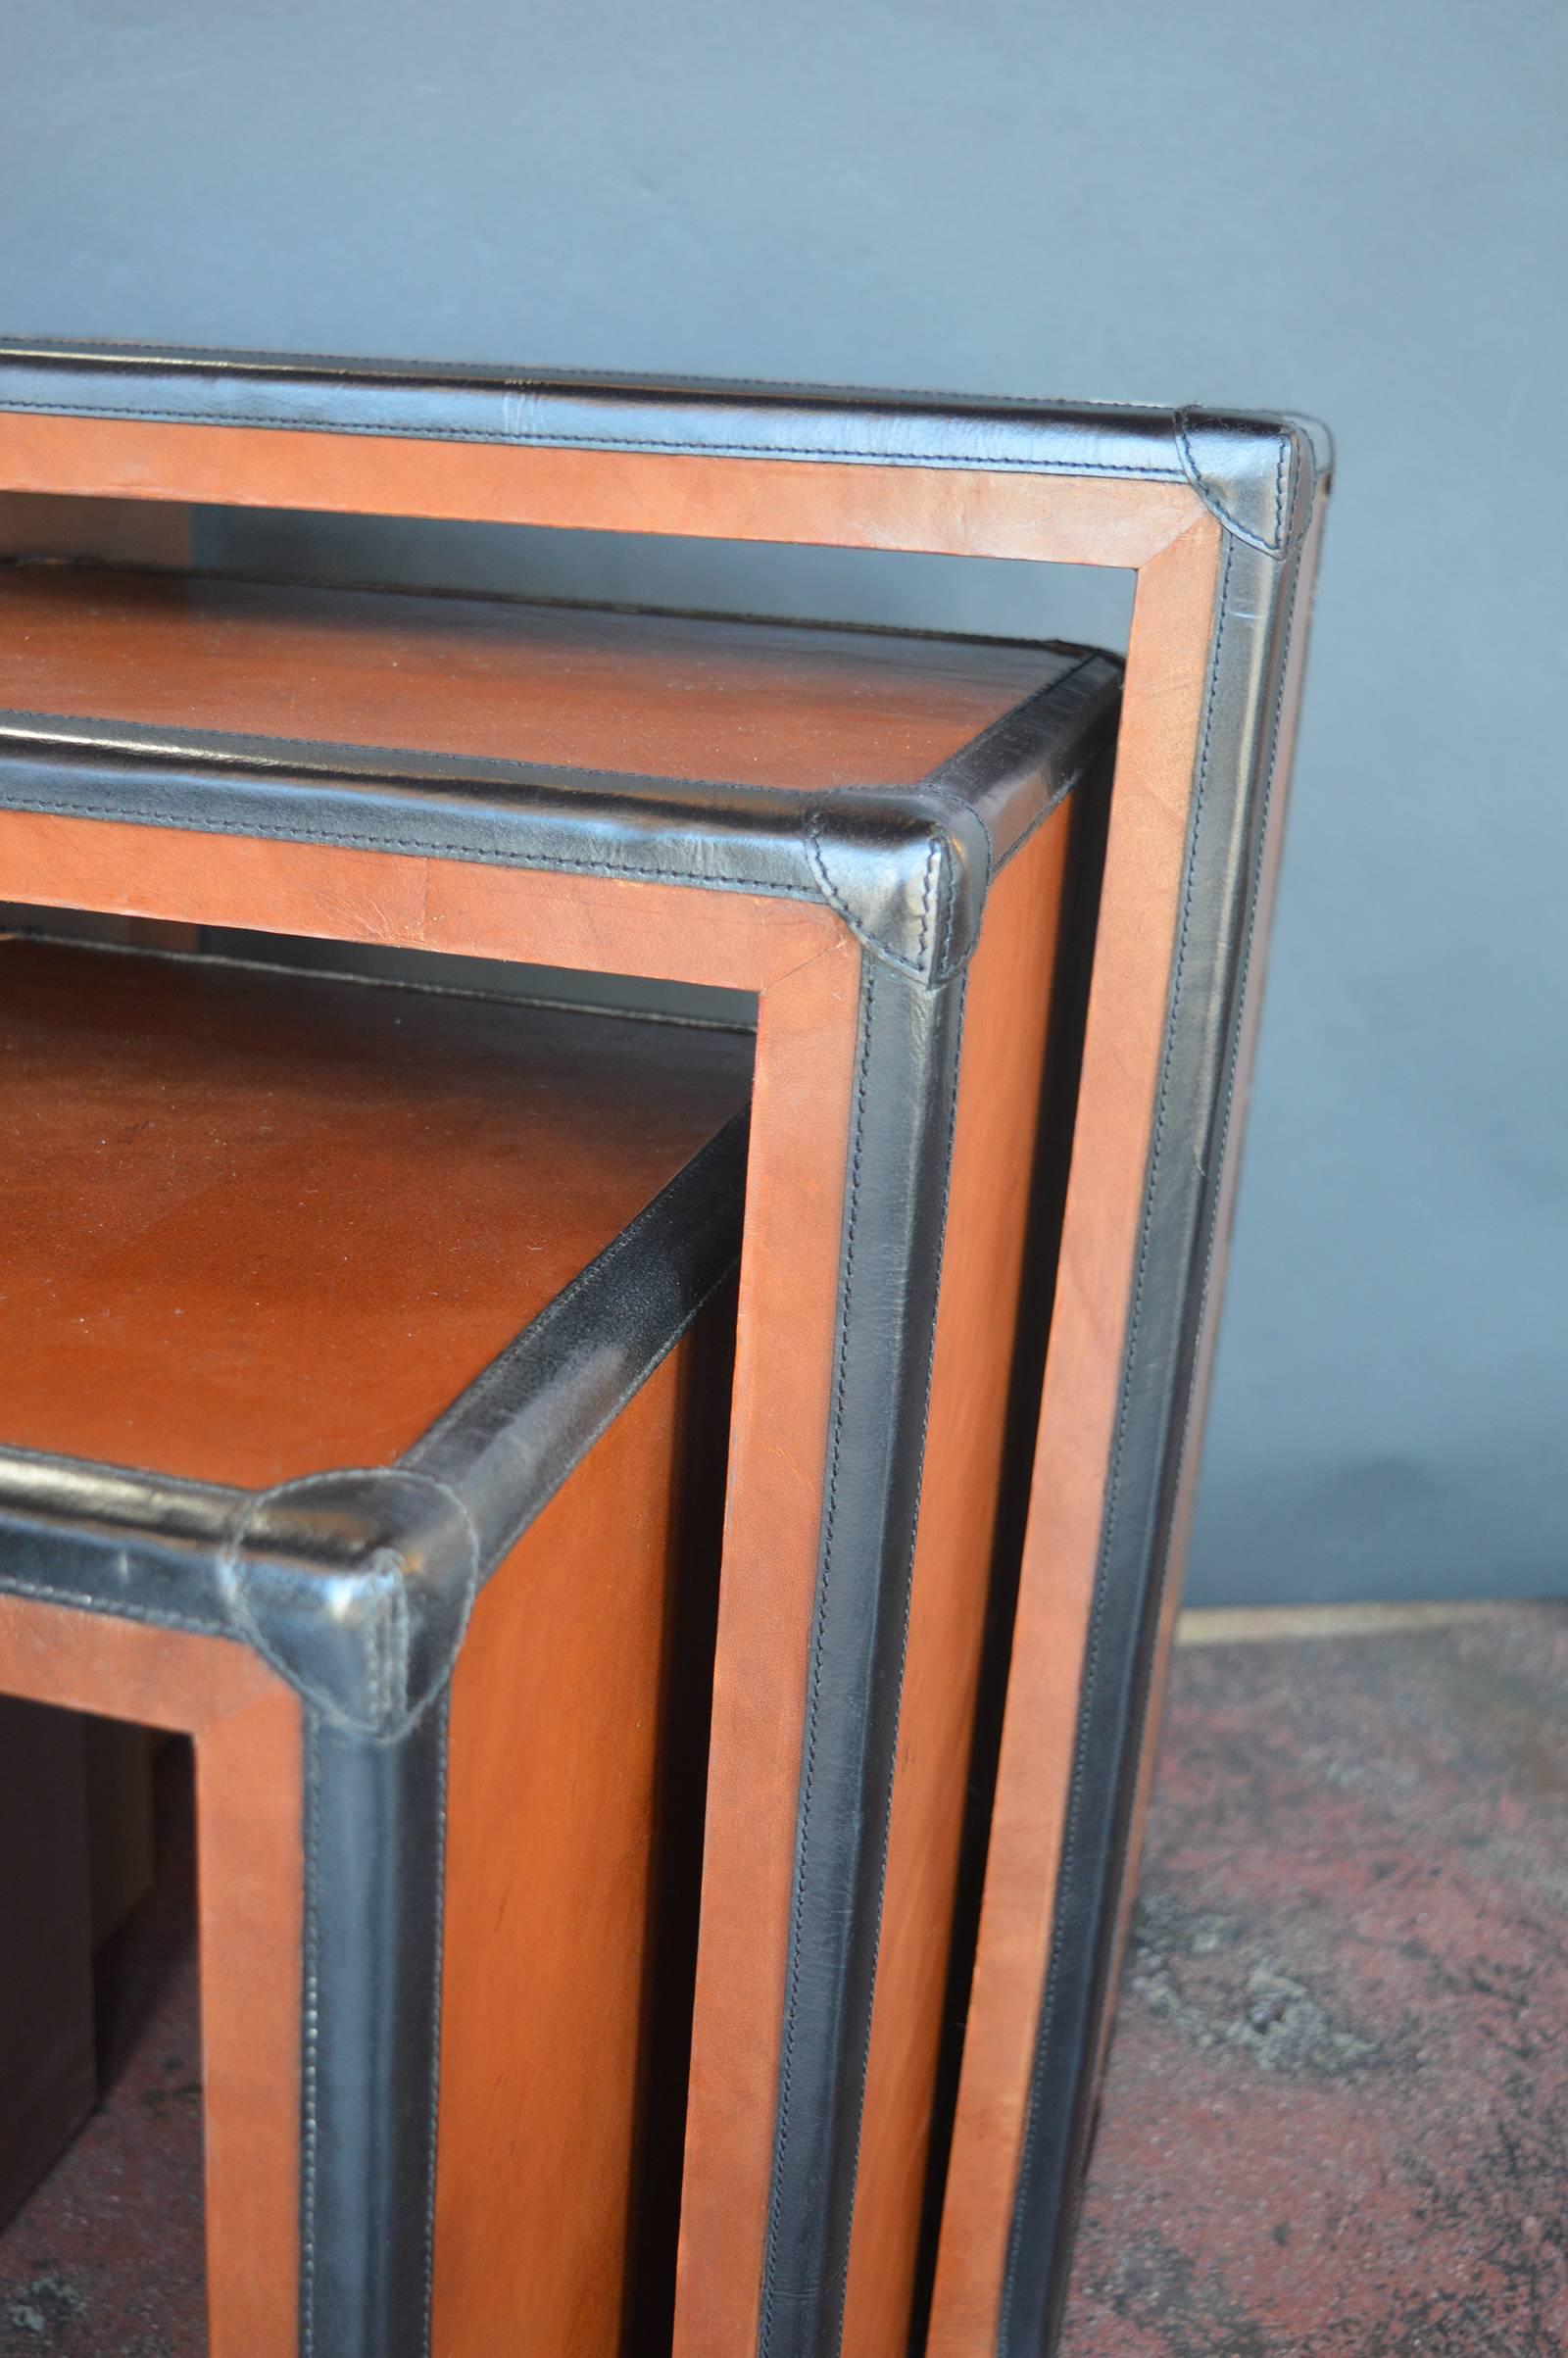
[760,960,876,2349]
[0,785,810,895]
[415,1128,741,1476]
[802,814,938,981]
[219,1470,480,1739]
[918,840,939,976]
[0,1568,228,1637]
[834,971,968,2358]
[997,531,1235,2356]
[390,1566,411,1718]
[459,1254,741,1597]
[300,1714,322,2358]
[422,1695,450,2344]
[0,392,1187,478]
[362,1576,389,1731]
[1189,548,1304,1378]
[1174,417,1307,559]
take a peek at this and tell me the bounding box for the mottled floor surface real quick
[1,1603,1564,2355]
[0,1741,204,2357]
[1059,1603,1568,2358]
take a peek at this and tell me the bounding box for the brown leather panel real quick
[196,1682,306,2358]
[0,562,1057,791]
[673,934,862,2358]
[0,807,841,992]
[926,515,1224,2354]
[842,811,1072,2358]
[434,1332,720,2358]
[0,935,750,1485]
[0,1601,302,2358]
[0,414,1199,569]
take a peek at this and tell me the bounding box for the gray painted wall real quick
[4,0,1564,1603]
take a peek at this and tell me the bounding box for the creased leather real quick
[0,643,1115,981]
[0,341,1331,538]
[219,1470,479,1742]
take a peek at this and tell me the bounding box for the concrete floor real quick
[1,1601,1563,2355]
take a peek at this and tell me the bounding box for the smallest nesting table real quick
[0,932,751,2358]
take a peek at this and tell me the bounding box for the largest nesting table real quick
[0,342,1328,2358]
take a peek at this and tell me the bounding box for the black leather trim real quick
[760,954,968,2358]
[404,1115,747,1565]
[300,1697,448,2358]
[995,513,1323,2358]
[0,643,1113,981]
[0,340,1331,548]
[0,1108,746,1738]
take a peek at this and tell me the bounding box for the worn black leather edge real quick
[0,1450,249,1640]
[0,1106,747,1737]
[995,492,1325,2357]
[760,953,969,2358]
[402,1111,747,1562]
[0,636,1094,982]
[300,1696,448,2358]
[0,340,1332,541]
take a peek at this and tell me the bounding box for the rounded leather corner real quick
[1173,409,1327,558]
[219,1467,480,1738]
[804,790,990,987]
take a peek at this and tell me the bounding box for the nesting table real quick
[0,343,1328,2358]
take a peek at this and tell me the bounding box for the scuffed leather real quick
[219,1469,479,1741]
[0,647,1117,983]
[0,340,1331,542]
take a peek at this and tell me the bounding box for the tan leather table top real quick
[0,935,751,1487]
[0,562,1057,791]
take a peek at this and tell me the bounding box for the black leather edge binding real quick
[301,1698,447,2358]
[0,340,1331,544]
[758,950,968,2358]
[996,445,1326,2358]
[404,1115,747,1562]
[0,645,1113,981]
[0,1109,746,1736]
[756,671,1117,2358]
